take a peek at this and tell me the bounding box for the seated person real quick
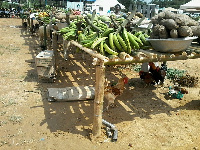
[113,4,127,19]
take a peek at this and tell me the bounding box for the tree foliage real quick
[150,0,191,9]
[117,0,192,10]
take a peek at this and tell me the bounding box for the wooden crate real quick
[35,50,55,67]
[36,65,55,78]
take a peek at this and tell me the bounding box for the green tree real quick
[1,1,10,9]
[150,0,191,9]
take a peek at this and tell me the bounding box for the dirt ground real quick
[0,18,200,150]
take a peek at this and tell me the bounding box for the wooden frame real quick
[63,40,200,138]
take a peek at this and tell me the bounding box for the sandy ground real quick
[0,18,200,150]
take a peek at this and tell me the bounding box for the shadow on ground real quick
[20,24,200,139]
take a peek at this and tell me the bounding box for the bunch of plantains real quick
[58,14,151,56]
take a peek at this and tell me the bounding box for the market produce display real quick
[58,14,150,56]
[150,11,200,39]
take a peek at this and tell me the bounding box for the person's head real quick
[114,4,121,12]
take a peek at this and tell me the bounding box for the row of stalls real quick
[22,7,200,140]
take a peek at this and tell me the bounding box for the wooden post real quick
[27,17,30,30]
[63,40,71,60]
[44,24,47,50]
[52,31,58,52]
[22,18,24,26]
[92,60,105,138]
[30,18,33,33]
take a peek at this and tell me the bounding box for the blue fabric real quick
[172,92,184,99]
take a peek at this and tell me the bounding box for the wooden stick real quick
[139,49,157,59]
[116,8,136,34]
[84,16,102,33]
[63,40,71,60]
[110,15,119,29]
[70,40,109,62]
[92,61,105,138]
[104,53,200,65]
[67,40,200,65]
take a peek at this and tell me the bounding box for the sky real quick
[143,0,152,3]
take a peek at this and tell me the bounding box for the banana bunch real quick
[58,14,110,43]
[58,22,78,40]
[77,27,151,56]
[92,20,108,32]
[62,29,77,41]
[58,17,151,56]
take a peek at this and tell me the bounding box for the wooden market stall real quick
[62,39,200,138]
[27,8,200,139]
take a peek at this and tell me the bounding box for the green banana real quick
[138,34,150,46]
[144,33,150,38]
[117,33,127,52]
[103,43,118,55]
[134,31,143,37]
[69,22,76,28]
[113,33,123,51]
[86,32,97,39]
[63,31,76,40]
[109,33,116,51]
[58,27,70,34]
[100,41,105,55]
[127,32,140,49]
[91,37,107,49]
[58,27,76,34]
[78,33,85,42]
[83,37,97,48]
[122,28,131,54]
[129,32,143,46]
[81,33,97,44]
[102,28,114,37]
[99,23,108,29]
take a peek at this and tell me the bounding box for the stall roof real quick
[92,0,125,9]
[180,0,200,10]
